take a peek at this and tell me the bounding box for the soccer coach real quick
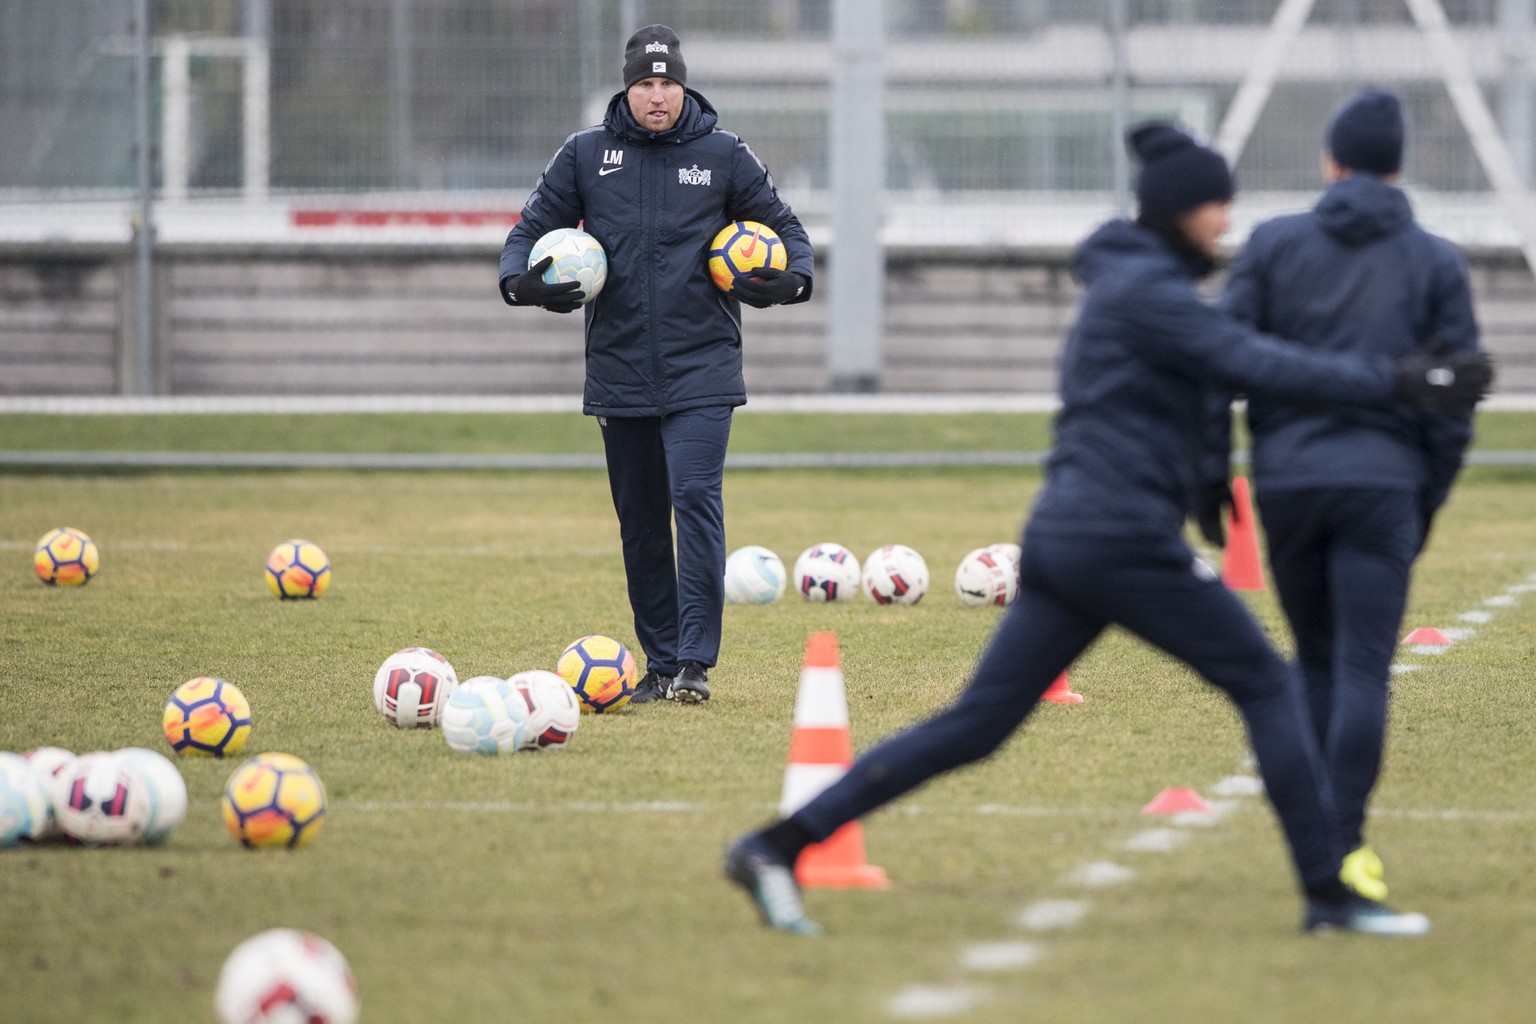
[499,25,814,706]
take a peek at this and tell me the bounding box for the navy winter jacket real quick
[1210,175,1478,517]
[1029,220,1398,540]
[500,90,813,417]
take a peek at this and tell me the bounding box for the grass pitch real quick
[1,413,1534,1024]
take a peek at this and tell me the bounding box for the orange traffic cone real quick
[1402,627,1453,646]
[1041,671,1083,704]
[1141,787,1212,814]
[779,632,889,890]
[1222,476,1267,592]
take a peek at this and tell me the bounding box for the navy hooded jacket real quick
[500,89,814,417]
[1029,220,1400,540]
[1208,175,1477,516]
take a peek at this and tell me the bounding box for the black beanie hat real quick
[1326,88,1405,175]
[623,25,687,89]
[1130,122,1235,222]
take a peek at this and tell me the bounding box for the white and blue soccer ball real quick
[954,546,1019,607]
[530,227,607,304]
[442,677,530,755]
[118,747,188,844]
[0,751,51,847]
[862,544,930,606]
[792,542,863,603]
[724,545,787,605]
[21,746,75,840]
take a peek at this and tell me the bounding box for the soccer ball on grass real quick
[0,751,51,847]
[34,527,99,586]
[792,543,862,603]
[163,676,253,757]
[508,670,581,750]
[266,540,331,599]
[724,545,787,604]
[555,635,637,713]
[954,546,1019,607]
[55,752,153,846]
[441,677,531,755]
[222,752,327,849]
[215,928,358,1024]
[373,647,458,728]
[862,544,930,605]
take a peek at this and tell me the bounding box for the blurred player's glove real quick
[732,267,805,308]
[502,256,584,313]
[1392,348,1494,414]
[1196,481,1233,548]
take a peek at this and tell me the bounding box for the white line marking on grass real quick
[1015,899,1090,931]
[1484,595,1518,608]
[1211,775,1264,797]
[960,942,1044,971]
[1508,583,1536,594]
[1372,808,1536,823]
[1123,828,1189,853]
[1459,610,1494,623]
[888,985,986,1018]
[1391,664,1421,675]
[1441,628,1477,642]
[1066,861,1137,887]
[1408,645,1451,656]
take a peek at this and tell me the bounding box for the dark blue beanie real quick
[1326,89,1405,175]
[1130,122,1234,222]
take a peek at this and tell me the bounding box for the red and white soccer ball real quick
[54,752,153,846]
[215,928,358,1024]
[373,647,459,728]
[508,670,582,750]
[954,546,1019,607]
[791,542,863,603]
[862,544,930,605]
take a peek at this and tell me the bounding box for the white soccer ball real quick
[21,746,75,840]
[987,542,1021,567]
[862,544,930,605]
[508,670,582,750]
[118,747,188,844]
[530,227,607,304]
[724,545,787,605]
[442,677,530,755]
[373,646,459,728]
[0,751,51,847]
[54,751,153,846]
[791,542,863,603]
[215,928,358,1024]
[954,546,1019,608]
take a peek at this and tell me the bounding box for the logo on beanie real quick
[645,41,669,54]
[678,165,712,186]
[652,61,667,74]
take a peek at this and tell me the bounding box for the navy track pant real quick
[1258,488,1420,851]
[790,529,1346,892]
[599,406,732,676]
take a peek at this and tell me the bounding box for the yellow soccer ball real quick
[266,540,331,599]
[222,752,327,849]
[555,635,637,713]
[34,527,100,586]
[708,220,787,293]
[163,676,253,757]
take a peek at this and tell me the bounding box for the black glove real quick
[732,267,805,308]
[502,256,584,313]
[1196,481,1233,548]
[1393,348,1495,414]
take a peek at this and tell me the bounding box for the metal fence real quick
[1,0,1529,211]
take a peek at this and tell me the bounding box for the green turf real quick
[1,424,1534,1023]
[0,409,1530,455]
